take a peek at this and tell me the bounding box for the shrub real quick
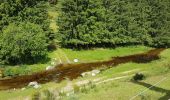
[2,65,31,77]
[153,32,170,48]
[0,22,47,65]
[133,73,145,81]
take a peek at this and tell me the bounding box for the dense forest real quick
[58,0,170,48]
[0,0,54,64]
[0,0,170,65]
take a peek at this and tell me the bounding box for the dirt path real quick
[0,48,165,90]
[58,49,71,64]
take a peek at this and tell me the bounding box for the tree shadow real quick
[132,81,170,100]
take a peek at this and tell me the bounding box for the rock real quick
[46,66,54,70]
[28,81,38,86]
[81,72,91,77]
[73,59,78,63]
[79,70,100,77]
[91,73,96,76]
[28,81,41,89]
[92,70,100,74]
[81,70,100,77]
[81,73,86,77]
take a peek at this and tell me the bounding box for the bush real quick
[153,32,170,48]
[0,22,47,65]
[133,73,145,81]
[2,65,31,77]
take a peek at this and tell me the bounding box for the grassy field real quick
[62,46,151,63]
[61,49,170,100]
[0,47,170,100]
[63,73,170,100]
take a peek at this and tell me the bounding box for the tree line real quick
[57,0,170,49]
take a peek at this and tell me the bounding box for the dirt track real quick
[0,48,165,90]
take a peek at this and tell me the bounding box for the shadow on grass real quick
[133,81,170,100]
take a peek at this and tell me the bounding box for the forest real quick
[0,0,170,65]
[58,0,170,48]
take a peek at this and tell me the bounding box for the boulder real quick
[91,70,100,76]
[81,72,91,77]
[46,66,54,70]
[81,73,86,77]
[28,81,38,86]
[92,70,100,74]
[28,81,41,89]
[81,70,100,77]
[91,73,96,76]
[74,59,79,63]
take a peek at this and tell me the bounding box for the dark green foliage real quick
[133,73,145,81]
[57,0,106,48]
[2,65,31,77]
[0,22,47,65]
[57,0,170,48]
[0,0,49,30]
[0,0,55,48]
[151,0,170,47]
[0,0,58,64]
[48,0,58,4]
